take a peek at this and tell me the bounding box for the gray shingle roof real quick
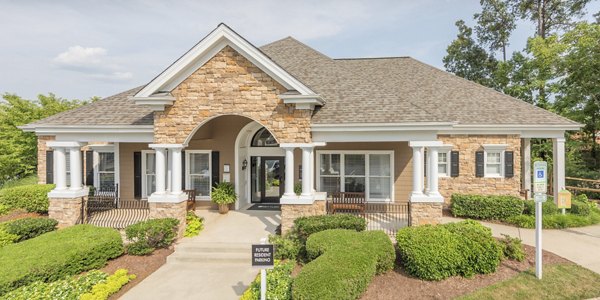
[28,36,578,128]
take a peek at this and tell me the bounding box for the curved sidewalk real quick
[120,209,280,300]
[442,216,600,274]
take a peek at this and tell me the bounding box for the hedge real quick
[269,234,301,261]
[451,194,524,220]
[293,214,366,241]
[0,184,54,213]
[293,229,395,300]
[523,200,558,216]
[505,211,600,229]
[125,218,179,255]
[396,220,502,281]
[240,260,294,300]
[2,218,58,242]
[0,225,123,295]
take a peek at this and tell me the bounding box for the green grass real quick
[458,264,600,300]
[0,175,38,194]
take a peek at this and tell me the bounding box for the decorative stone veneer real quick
[410,202,443,226]
[48,197,83,228]
[37,135,55,184]
[437,134,522,204]
[154,46,312,144]
[280,200,326,235]
[149,201,187,238]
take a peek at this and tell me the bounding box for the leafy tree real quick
[0,94,88,185]
[511,0,592,38]
[475,0,517,61]
[443,20,498,87]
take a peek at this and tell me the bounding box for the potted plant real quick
[211,182,237,214]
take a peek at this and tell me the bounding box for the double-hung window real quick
[317,151,393,202]
[483,144,507,177]
[186,151,211,200]
[97,152,115,190]
[142,151,156,198]
[438,152,449,176]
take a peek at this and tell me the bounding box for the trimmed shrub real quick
[2,270,108,300]
[3,218,58,242]
[184,212,204,237]
[523,200,559,216]
[505,212,600,229]
[293,214,366,241]
[0,229,18,247]
[499,234,525,261]
[0,184,54,213]
[241,260,294,300]
[570,200,592,216]
[396,220,502,281]
[125,218,179,255]
[0,225,123,295]
[504,215,536,228]
[451,194,524,220]
[269,234,301,261]
[80,269,136,300]
[293,229,394,300]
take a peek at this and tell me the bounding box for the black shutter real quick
[211,151,220,187]
[475,151,484,178]
[181,150,186,189]
[85,151,94,186]
[134,152,142,199]
[450,151,460,177]
[505,151,514,178]
[46,150,54,184]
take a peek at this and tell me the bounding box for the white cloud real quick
[54,46,107,66]
[53,46,132,81]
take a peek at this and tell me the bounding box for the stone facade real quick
[437,134,522,204]
[154,46,312,145]
[149,201,188,238]
[410,202,443,226]
[280,200,326,234]
[37,135,55,184]
[48,197,83,228]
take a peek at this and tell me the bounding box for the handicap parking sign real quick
[537,170,544,178]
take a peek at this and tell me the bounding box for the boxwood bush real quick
[0,184,54,213]
[2,218,58,242]
[292,229,394,300]
[269,234,301,261]
[396,220,502,281]
[293,214,366,242]
[0,225,123,295]
[125,218,179,255]
[523,200,558,216]
[451,194,524,220]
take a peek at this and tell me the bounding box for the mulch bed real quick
[102,246,174,300]
[0,209,43,223]
[361,244,569,300]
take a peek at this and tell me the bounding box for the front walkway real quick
[442,217,600,274]
[120,209,280,300]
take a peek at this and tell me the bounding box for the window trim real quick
[482,144,507,178]
[141,150,155,199]
[93,148,117,190]
[316,150,394,202]
[185,150,212,201]
[437,146,453,178]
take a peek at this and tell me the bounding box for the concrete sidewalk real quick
[120,209,280,300]
[442,216,600,274]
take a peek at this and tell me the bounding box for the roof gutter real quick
[18,125,154,134]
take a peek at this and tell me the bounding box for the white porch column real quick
[553,137,566,199]
[427,146,441,197]
[411,146,424,197]
[309,148,315,192]
[283,147,295,197]
[69,146,82,190]
[301,146,313,196]
[54,147,68,191]
[170,147,183,195]
[522,138,532,198]
[154,147,167,195]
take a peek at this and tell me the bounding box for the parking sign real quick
[533,161,547,194]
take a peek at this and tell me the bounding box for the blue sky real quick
[1,0,598,100]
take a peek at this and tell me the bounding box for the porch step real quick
[168,242,252,265]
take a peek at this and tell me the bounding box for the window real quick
[97,152,115,190]
[65,152,71,186]
[482,144,507,177]
[142,151,156,198]
[251,127,278,147]
[186,151,211,199]
[317,151,393,201]
[437,152,449,176]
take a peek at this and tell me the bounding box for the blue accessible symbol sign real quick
[537,170,544,178]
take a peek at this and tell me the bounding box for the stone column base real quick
[410,202,443,226]
[149,201,187,238]
[280,200,326,235]
[49,197,84,228]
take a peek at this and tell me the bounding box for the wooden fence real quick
[565,177,600,203]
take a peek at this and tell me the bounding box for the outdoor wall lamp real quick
[242,159,248,170]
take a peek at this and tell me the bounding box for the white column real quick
[427,146,441,197]
[411,146,424,197]
[553,137,566,200]
[54,147,68,191]
[522,138,532,198]
[69,147,82,190]
[283,147,295,197]
[170,147,183,195]
[301,146,312,196]
[154,147,167,195]
[309,148,315,192]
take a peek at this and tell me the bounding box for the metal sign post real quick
[533,161,548,280]
[252,238,274,300]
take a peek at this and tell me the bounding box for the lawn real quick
[0,175,38,194]
[458,264,600,300]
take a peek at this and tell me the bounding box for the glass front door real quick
[251,156,285,203]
